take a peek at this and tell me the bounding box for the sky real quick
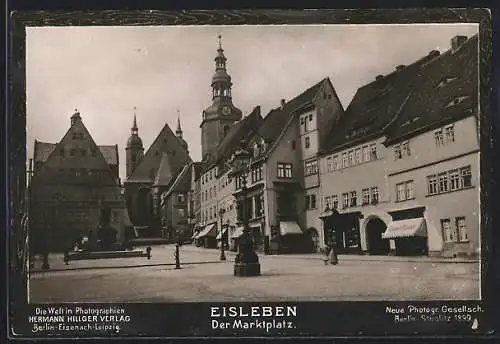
[26,24,478,180]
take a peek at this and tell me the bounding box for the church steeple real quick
[176,109,183,139]
[126,107,144,178]
[211,34,232,100]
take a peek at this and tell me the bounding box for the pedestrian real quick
[322,247,330,265]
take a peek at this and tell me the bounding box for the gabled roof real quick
[321,51,439,153]
[257,78,326,146]
[153,153,174,187]
[209,105,263,168]
[384,34,478,144]
[127,122,192,182]
[98,145,119,165]
[33,141,56,162]
[34,141,118,166]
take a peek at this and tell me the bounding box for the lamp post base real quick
[234,262,261,277]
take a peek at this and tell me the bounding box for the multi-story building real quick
[318,34,479,257]
[30,110,127,251]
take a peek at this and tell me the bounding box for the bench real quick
[63,247,152,265]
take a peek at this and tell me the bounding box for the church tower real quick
[126,108,144,178]
[201,34,243,160]
[176,109,189,155]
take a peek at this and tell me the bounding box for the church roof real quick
[384,34,478,144]
[162,163,191,199]
[153,153,174,187]
[99,145,119,165]
[127,122,192,183]
[321,49,440,153]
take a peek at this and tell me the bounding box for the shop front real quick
[194,222,217,248]
[383,207,428,256]
[320,208,362,254]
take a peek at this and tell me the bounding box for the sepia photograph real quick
[7,8,495,339]
[25,22,481,303]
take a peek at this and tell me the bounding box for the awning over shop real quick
[195,223,217,239]
[279,221,303,236]
[231,227,244,239]
[382,218,427,239]
[216,227,228,240]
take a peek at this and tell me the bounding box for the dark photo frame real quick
[5,8,498,340]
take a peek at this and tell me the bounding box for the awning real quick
[195,223,217,239]
[231,227,244,239]
[216,227,228,240]
[279,221,303,236]
[382,218,427,239]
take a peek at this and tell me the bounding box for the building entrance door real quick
[366,217,390,255]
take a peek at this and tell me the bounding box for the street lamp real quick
[229,139,261,277]
[218,208,226,261]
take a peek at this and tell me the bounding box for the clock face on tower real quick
[222,106,231,115]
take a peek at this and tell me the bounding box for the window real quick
[441,219,455,243]
[445,125,455,144]
[362,188,370,205]
[304,136,310,149]
[332,155,338,171]
[450,169,460,190]
[461,166,472,187]
[291,140,296,150]
[177,194,185,203]
[438,173,448,193]
[370,144,377,160]
[310,194,317,209]
[327,157,333,172]
[59,149,65,156]
[177,208,186,218]
[91,149,97,157]
[396,181,414,201]
[434,129,444,147]
[350,191,357,207]
[456,217,468,242]
[324,196,331,209]
[342,152,349,168]
[70,149,76,156]
[371,187,379,204]
[277,163,292,179]
[428,175,438,195]
[309,114,313,121]
[81,149,87,156]
[305,195,310,210]
[305,160,318,176]
[401,141,411,157]
[349,150,355,166]
[342,193,349,209]
[332,195,338,209]
[355,148,362,164]
[394,145,402,160]
[362,145,370,162]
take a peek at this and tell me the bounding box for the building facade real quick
[318,34,479,257]
[30,110,127,251]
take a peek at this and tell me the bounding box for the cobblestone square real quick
[29,245,480,303]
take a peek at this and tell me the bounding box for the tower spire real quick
[131,107,138,134]
[176,109,183,139]
[218,33,222,50]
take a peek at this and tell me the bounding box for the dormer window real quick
[446,96,469,108]
[437,76,457,88]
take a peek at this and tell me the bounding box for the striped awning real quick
[382,218,427,239]
[195,223,217,239]
[231,227,244,239]
[279,221,303,236]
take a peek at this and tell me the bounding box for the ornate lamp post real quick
[229,140,261,277]
[218,208,226,261]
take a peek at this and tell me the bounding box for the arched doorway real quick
[307,228,320,253]
[365,217,390,255]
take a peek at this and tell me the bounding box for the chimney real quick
[375,75,384,81]
[451,35,467,50]
[396,65,406,71]
[280,99,286,109]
